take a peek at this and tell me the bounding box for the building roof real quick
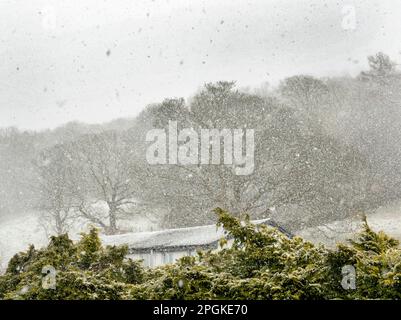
[102,218,292,253]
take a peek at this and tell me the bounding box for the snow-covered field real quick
[1,202,401,271]
[0,212,48,270]
[299,202,401,246]
[0,211,158,271]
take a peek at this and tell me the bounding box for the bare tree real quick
[66,131,141,235]
[279,75,329,115]
[36,145,76,235]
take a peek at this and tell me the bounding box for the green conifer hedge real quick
[1,208,400,300]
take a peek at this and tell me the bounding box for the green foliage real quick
[0,228,142,299]
[1,210,401,299]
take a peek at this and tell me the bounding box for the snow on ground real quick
[0,211,158,271]
[368,204,401,239]
[0,212,48,271]
[299,201,401,246]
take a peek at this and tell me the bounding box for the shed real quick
[102,218,292,267]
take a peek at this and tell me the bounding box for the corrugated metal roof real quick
[102,219,292,252]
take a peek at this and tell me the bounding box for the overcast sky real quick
[1,0,401,130]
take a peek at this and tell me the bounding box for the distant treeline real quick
[1,52,401,235]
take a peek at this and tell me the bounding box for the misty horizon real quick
[1,0,401,130]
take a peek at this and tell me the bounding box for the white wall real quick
[128,249,197,268]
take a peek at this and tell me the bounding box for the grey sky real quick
[1,0,401,130]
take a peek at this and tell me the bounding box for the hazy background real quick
[1,0,401,130]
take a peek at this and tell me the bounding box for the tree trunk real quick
[107,203,118,235]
